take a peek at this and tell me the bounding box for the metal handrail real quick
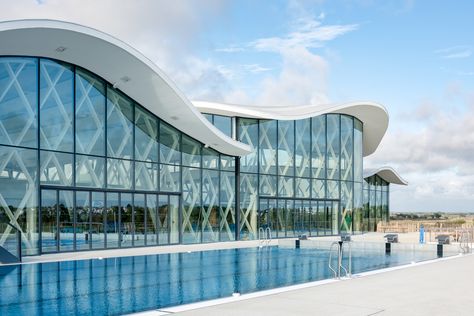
[328,241,339,278]
[265,227,272,245]
[328,240,352,279]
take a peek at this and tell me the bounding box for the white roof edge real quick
[193,100,389,157]
[0,19,251,156]
[364,166,408,185]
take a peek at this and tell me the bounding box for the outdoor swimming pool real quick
[0,246,439,315]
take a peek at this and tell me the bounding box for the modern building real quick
[0,20,406,258]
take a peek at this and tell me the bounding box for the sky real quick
[1,0,473,212]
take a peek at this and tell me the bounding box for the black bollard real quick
[437,244,443,258]
[385,242,391,254]
[295,239,300,249]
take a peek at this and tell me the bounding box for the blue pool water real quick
[0,246,437,316]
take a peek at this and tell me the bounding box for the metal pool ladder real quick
[328,240,352,279]
[459,230,472,254]
[258,227,272,247]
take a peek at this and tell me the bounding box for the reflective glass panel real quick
[238,118,258,173]
[160,164,180,192]
[40,59,74,152]
[135,161,158,191]
[295,118,311,177]
[278,120,294,176]
[107,158,132,189]
[158,195,169,245]
[0,57,38,148]
[58,190,74,251]
[120,193,133,247]
[75,155,105,188]
[311,115,326,179]
[106,192,119,248]
[169,195,179,244]
[146,194,158,245]
[75,68,106,156]
[259,120,277,175]
[134,194,145,247]
[160,122,180,165]
[182,167,201,244]
[40,190,57,253]
[202,169,219,243]
[213,114,232,137]
[106,87,133,159]
[91,191,105,249]
[340,115,353,181]
[220,171,235,241]
[75,191,90,250]
[40,150,73,186]
[135,106,158,162]
[354,118,363,183]
[327,114,340,180]
[182,135,201,167]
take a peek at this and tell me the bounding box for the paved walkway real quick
[169,254,474,316]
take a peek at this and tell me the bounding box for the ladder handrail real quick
[327,240,352,279]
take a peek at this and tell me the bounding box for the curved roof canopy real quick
[0,19,252,156]
[364,167,408,185]
[194,101,389,157]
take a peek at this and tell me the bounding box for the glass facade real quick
[363,174,390,232]
[237,114,364,239]
[0,57,236,255]
[0,55,392,256]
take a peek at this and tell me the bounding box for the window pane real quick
[120,193,133,247]
[107,87,133,159]
[40,190,57,253]
[202,147,219,169]
[135,161,158,191]
[259,119,277,175]
[0,57,38,148]
[327,114,340,180]
[354,118,363,182]
[105,192,119,248]
[135,106,158,162]
[182,135,201,167]
[160,122,180,165]
[91,191,105,249]
[107,158,132,189]
[220,171,235,242]
[182,167,201,244]
[160,164,180,192]
[75,69,106,156]
[75,191,90,251]
[146,194,158,245]
[259,174,277,197]
[278,120,294,176]
[341,115,353,181]
[40,59,74,152]
[75,155,105,188]
[295,118,311,177]
[238,118,258,173]
[158,196,169,244]
[295,177,310,198]
[134,193,145,247]
[40,150,73,186]
[202,169,219,243]
[58,190,74,252]
[169,195,179,244]
[0,146,38,255]
[239,173,258,240]
[278,176,294,197]
[311,115,326,179]
[214,115,232,137]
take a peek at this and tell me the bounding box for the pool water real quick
[0,246,437,315]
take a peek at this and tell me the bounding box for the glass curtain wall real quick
[0,56,237,255]
[237,114,364,239]
[363,174,390,232]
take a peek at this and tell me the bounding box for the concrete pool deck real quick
[160,253,474,316]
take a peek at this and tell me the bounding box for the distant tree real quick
[433,212,442,219]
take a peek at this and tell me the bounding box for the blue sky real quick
[1,0,474,212]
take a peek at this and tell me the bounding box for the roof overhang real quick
[194,101,389,157]
[0,19,252,156]
[364,167,408,185]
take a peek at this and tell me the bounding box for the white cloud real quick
[366,88,474,211]
[435,45,472,59]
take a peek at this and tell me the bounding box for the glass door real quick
[41,189,58,253]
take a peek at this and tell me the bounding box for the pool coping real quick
[127,253,468,316]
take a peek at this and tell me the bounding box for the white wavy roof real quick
[0,19,252,156]
[194,101,389,157]
[364,167,408,185]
